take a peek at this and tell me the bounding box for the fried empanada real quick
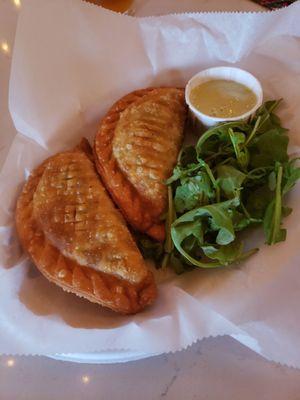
[16,140,156,314]
[94,88,187,241]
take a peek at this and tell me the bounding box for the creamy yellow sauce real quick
[190,79,257,118]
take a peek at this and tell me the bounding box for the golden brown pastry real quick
[94,88,187,242]
[16,139,156,314]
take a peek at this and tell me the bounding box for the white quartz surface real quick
[1,337,300,400]
[1,0,300,399]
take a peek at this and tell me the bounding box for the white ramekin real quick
[185,66,263,128]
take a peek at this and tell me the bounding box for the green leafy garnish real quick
[249,130,289,168]
[135,233,164,264]
[216,165,246,199]
[174,173,215,213]
[162,99,300,273]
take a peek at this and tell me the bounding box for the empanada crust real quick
[16,140,156,314]
[94,88,187,241]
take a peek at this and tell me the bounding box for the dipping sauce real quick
[190,79,257,118]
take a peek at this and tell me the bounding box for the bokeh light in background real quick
[81,375,91,384]
[13,0,21,9]
[6,358,15,367]
[1,1,22,58]
[1,41,10,55]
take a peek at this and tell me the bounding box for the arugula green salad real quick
[139,100,300,273]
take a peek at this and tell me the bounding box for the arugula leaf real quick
[263,165,285,245]
[169,253,186,274]
[171,199,240,267]
[282,158,300,195]
[268,171,277,191]
[198,159,221,202]
[263,160,300,245]
[252,99,285,134]
[175,219,205,246]
[178,145,198,167]
[174,173,215,213]
[228,129,249,169]
[249,129,289,168]
[217,165,246,199]
[263,200,287,245]
[166,163,202,185]
[243,184,273,219]
[196,121,247,158]
[245,115,262,146]
[136,234,164,263]
[244,167,272,191]
[282,206,292,218]
[170,252,195,274]
[231,208,261,231]
[201,241,244,265]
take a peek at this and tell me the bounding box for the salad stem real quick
[202,162,220,202]
[245,116,261,146]
[271,165,283,244]
[257,98,282,132]
[162,186,175,267]
[236,247,259,263]
[240,201,251,219]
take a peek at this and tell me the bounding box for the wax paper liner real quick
[1,0,300,368]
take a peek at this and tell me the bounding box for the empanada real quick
[94,88,187,241]
[16,139,156,314]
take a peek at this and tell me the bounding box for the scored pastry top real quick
[33,147,148,285]
[16,139,157,314]
[113,88,186,213]
[94,87,187,241]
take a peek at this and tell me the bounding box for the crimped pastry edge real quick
[15,140,157,314]
[94,87,186,242]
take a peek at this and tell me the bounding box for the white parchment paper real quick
[1,0,300,366]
